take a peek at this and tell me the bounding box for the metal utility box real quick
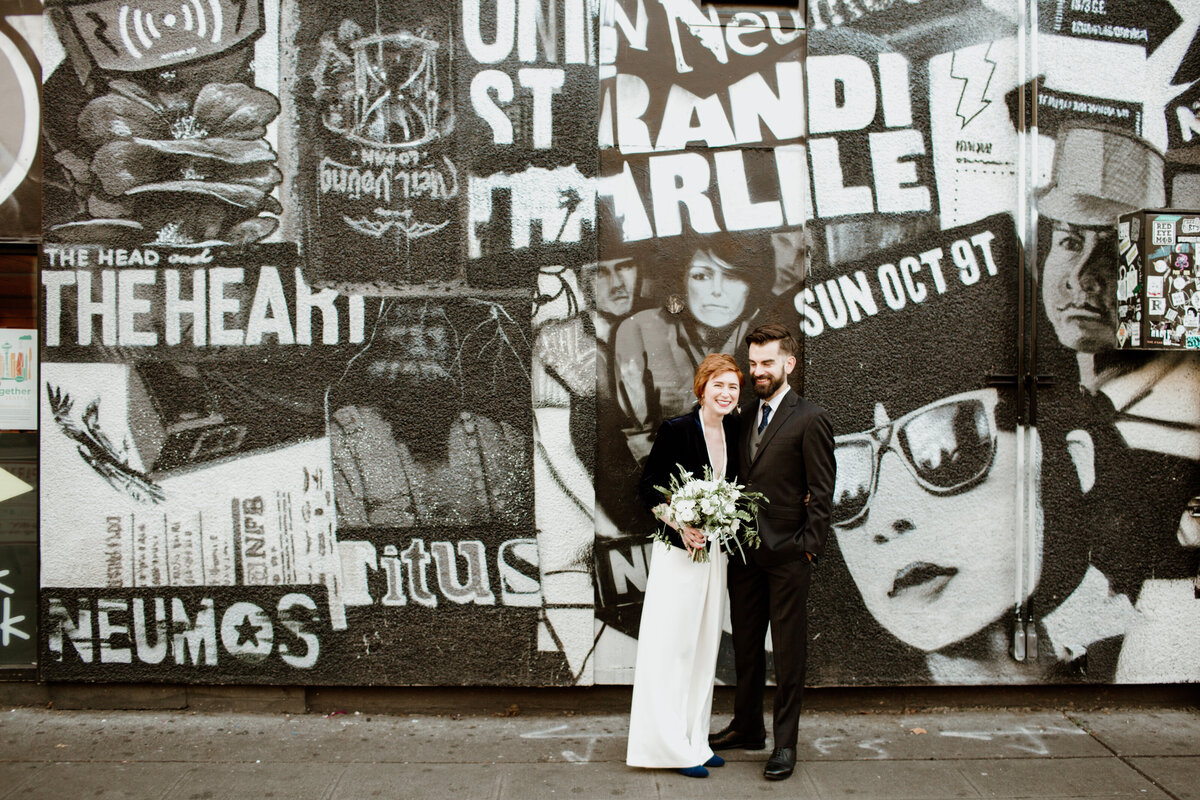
[1116,209,1200,350]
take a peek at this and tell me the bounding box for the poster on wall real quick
[0,328,34,429]
[288,0,462,289]
[590,0,807,681]
[804,214,1027,685]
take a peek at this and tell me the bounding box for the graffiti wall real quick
[800,0,1200,685]
[31,0,1200,686]
[37,0,596,685]
[589,0,806,681]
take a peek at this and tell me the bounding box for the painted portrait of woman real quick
[612,230,777,466]
[823,383,1051,683]
[802,216,1137,685]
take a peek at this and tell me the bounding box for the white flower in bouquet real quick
[651,465,766,563]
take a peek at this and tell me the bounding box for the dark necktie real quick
[758,404,772,434]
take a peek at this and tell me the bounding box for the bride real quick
[626,353,743,778]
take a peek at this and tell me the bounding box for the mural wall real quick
[800,0,1200,685]
[38,0,595,685]
[33,0,1200,686]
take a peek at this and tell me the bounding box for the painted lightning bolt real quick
[232,0,248,32]
[86,9,120,55]
[950,43,997,130]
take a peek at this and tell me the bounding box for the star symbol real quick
[0,569,12,595]
[234,615,263,648]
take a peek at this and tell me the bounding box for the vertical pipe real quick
[1011,0,1031,662]
[1024,0,1042,660]
[1025,425,1039,659]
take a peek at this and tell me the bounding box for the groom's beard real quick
[753,371,785,400]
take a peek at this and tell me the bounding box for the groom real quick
[709,322,836,781]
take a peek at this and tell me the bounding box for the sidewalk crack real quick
[321,763,349,800]
[158,764,195,800]
[1066,714,1184,800]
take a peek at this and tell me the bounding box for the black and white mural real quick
[589,0,807,682]
[38,0,592,685]
[801,0,1200,684]
[32,0,1200,686]
[290,0,460,287]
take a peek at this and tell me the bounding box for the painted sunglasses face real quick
[832,390,999,528]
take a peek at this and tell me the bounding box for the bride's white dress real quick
[626,436,726,769]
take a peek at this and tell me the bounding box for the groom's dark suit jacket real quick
[739,388,836,566]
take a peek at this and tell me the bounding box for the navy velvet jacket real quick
[637,407,742,550]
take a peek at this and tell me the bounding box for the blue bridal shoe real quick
[704,755,725,767]
[677,765,709,778]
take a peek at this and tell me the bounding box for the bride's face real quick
[700,370,741,416]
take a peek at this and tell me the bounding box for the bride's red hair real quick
[693,353,743,399]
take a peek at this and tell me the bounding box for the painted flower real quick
[52,79,282,246]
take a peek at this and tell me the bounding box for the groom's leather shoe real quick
[763,747,796,781]
[708,724,766,751]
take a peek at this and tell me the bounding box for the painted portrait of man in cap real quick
[1034,123,1200,681]
[1036,124,1165,363]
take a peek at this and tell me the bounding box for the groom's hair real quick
[745,323,798,357]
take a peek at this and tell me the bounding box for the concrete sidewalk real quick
[1,704,1198,799]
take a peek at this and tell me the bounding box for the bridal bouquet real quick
[652,466,766,563]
